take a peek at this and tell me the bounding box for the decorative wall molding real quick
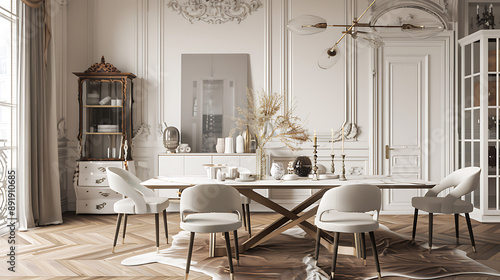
[264,0,271,95]
[159,0,166,133]
[52,0,69,211]
[87,0,96,66]
[283,0,290,110]
[349,0,357,128]
[61,0,458,213]
[369,0,452,29]
[131,123,152,153]
[57,118,66,140]
[167,0,263,24]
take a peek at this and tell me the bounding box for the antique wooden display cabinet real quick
[73,57,136,214]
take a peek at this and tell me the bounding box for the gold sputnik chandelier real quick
[287,0,445,69]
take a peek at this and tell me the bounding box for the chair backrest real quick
[317,184,381,220]
[180,184,242,221]
[106,167,157,214]
[424,167,480,213]
[425,167,481,198]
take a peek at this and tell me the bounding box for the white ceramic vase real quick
[216,138,225,153]
[236,135,244,153]
[270,162,285,180]
[224,137,234,153]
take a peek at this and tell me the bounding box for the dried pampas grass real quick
[230,88,309,151]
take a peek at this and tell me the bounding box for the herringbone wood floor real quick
[1,212,499,279]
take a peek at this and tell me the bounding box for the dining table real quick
[141,175,436,257]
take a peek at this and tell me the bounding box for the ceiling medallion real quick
[167,0,263,24]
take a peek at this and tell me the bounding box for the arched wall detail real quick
[368,0,452,29]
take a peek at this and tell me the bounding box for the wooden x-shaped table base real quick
[210,188,358,257]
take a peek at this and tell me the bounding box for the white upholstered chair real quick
[106,167,169,253]
[314,184,382,280]
[180,184,243,280]
[411,166,481,252]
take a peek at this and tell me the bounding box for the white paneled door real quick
[379,37,451,212]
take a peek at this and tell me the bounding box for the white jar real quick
[224,137,234,153]
[236,135,244,153]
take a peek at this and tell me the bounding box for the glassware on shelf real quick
[74,56,136,160]
[87,92,100,105]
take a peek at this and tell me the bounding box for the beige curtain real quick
[18,0,62,229]
[20,0,51,67]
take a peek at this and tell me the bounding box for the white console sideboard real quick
[157,153,260,209]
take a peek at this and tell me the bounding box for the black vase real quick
[293,156,312,177]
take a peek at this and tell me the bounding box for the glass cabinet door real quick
[460,31,500,217]
[81,79,125,160]
[487,38,500,210]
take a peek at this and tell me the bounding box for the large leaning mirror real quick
[181,54,249,153]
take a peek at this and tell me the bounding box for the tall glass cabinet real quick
[72,57,136,214]
[459,30,500,222]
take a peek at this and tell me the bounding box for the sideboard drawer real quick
[78,174,112,187]
[79,161,123,178]
[184,156,211,176]
[212,155,240,167]
[77,199,117,214]
[240,155,257,173]
[77,186,122,200]
[79,161,124,186]
[158,155,184,176]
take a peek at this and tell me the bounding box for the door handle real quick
[385,145,394,159]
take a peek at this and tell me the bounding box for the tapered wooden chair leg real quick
[112,213,123,253]
[454,213,460,244]
[163,210,169,244]
[241,204,247,231]
[314,228,321,266]
[155,213,160,253]
[122,214,128,244]
[412,208,418,241]
[369,231,381,280]
[185,232,195,280]
[331,232,339,280]
[245,204,251,237]
[465,213,476,253]
[428,213,433,253]
[361,232,366,266]
[224,232,235,280]
[233,230,240,266]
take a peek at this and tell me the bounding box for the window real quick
[0,0,18,228]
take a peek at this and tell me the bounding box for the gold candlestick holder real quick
[330,154,335,174]
[339,154,346,181]
[312,145,319,180]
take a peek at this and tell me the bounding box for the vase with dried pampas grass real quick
[230,89,309,179]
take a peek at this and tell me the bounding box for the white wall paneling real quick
[62,0,457,213]
[288,0,347,137]
[52,0,70,210]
